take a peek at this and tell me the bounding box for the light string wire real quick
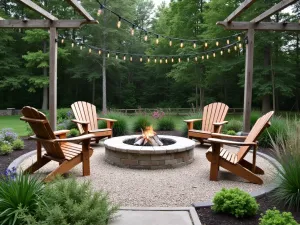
[95,0,246,45]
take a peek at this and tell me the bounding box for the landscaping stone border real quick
[104,135,195,169]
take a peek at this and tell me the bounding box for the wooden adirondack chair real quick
[184,102,229,144]
[71,101,117,143]
[206,111,274,185]
[20,106,95,182]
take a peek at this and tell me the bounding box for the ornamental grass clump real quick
[157,117,175,131]
[67,128,79,137]
[98,112,128,136]
[223,120,243,133]
[23,178,118,225]
[0,170,44,225]
[271,119,300,211]
[212,188,259,218]
[259,208,299,225]
[133,116,151,132]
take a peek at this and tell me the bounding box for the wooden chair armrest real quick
[208,138,257,146]
[211,133,247,141]
[213,121,228,126]
[29,135,54,143]
[53,130,70,136]
[54,134,95,143]
[183,119,202,123]
[72,119,90,125]
[97,118,117,122]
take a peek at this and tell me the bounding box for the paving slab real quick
[109,207,201,225]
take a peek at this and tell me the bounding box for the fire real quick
[142,126,156,139]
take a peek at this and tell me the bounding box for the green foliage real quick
[26,123,34,136]
[259,208,299,225]
[258,117,287,147]
[57,108,73,123]
[223,120,243,133]
[0,172,44,225]
[23,178,118,225]
[157,117,175,131]
[212,188,259,218]
[181,114,202,137]
[226,130,236,135]
[250,111,262,128]
[271,120,300,211]
[68,129,79,137]
[12,139,25,150]
[98,113,128,136]
[0,143,13,155]
[133,116,152,132]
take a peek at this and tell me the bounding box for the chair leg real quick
[209,143,221,181]
[239,159,264,175]
[24,156,51,174]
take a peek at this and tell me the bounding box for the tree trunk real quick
[199,87,204,110]
[92,78,95,104]
[42,40,48,110]
[195,86,198,110]
[262,44,271,114]
[262,95,271,113]
[102,0,108,114]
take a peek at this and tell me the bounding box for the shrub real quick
[23,178,118,225]
[181,113,202,137]
[57,108,73,123]
[0,128,18,144]
[25,123,34,136]
[223,120,243,133]
[68,129,79,137]
[212,188,259,218]
[12,139,25,150]
[250,111,262,127]
[227,130,236,135]
[259,208,298,225]
[0,142,13,155]
[57,119,78,130]
[271,120,300,211]
[98,113,128,136]
[0,170,44,225]
[133,116,151,132]
[258,117,287,147]
[157,117,175,131]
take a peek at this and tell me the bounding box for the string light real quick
[220,49,223,55]
[107,52,110,58]
[178,57,181,63]
[98,50,101,55]
[238,36,241,41]
[227,39,230,45]
[195,56,198,62]
[213,52,216,58]
[155,57,157,63]
[193,41,196,48]
[171,57,174,63]
[140,57,143,62]
[160,57,163,64]
[216,41,219,46]
[187,57,190,62]
[202,55,204,60]
[228,47,231,53]
[234,45,237,51]
[97,4,103,16]
[71,42,74,48]
[156,35,159,44]
[239,43,242,48]
[148,57,150,63]
[169,39,172,46]
[123,55,126,60]
[61,38,64,44]
[206,54,209,59]
[116,54,118,59]
[80,45,83,50]
[165,57,168,64]
[89,48,92,53]
[144,32,148,41]
[180,40,184,48]
[130,56,133,62]
[131,25,135,36]
[205,42,208,48]
[117,17,121,28]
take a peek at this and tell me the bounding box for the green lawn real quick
[0,115,28,137]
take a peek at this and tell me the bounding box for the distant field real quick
[0,115,28,137]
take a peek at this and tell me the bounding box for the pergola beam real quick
[217,21,300,31]
[16,0,58,21]
[0,19,98,28]
[251,0,298,23]
[65,0,95,21]
[224,0,256,22]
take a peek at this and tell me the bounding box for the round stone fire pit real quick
[104,135,195,169]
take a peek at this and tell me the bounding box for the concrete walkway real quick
[109,207,201,225]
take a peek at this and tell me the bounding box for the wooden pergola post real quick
[49,26,58,130]
[243,29,254,132]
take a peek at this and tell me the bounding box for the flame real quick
[143,126,156,139]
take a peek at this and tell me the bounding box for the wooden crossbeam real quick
[224,0,256,22]
[16,0,58,21]
[217,21,300,31]
[65,0,94,21]
[0,19,98,28]
[251,0,298,23]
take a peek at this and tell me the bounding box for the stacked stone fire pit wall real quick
[104,135,195,169]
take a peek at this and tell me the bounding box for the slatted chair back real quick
[21,106,65,159]
[202,102,229,132]
[71,101,98,134]
[237,111,274,161]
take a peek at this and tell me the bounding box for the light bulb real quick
[171,57,174,63]
[205,42,208,48]
[148,57,150,63]
[228,48,231,53]
[61,38,64,44]
[165,58,168,64]
[180,40,184,48]
[140,57,143,62]
[107,52,110,58]
[130,56,133,62]
[213,52,216,57]
[227,39,230,45]
[187,57,189,62]
[71,42,74,48]
[117,17,121,28]
[89,48,92,53]
[80,45,83,50]
[131,26,135,36]
[156,35,159,44]
[220,50,223,55]
[193,41,196,48]
[239,43,242,48]
[98,50,101,55]
[234,45,237,51]
[116,54,118,59]
[144,33,148,41]
[97,4,103,16]
[216,41,219,46]
[202,55,204,60]
[238,36,241,41]
[195,56,198,61]
[206,54,209,59]
[169,39,172,46]
[178,57,181,63]
[155,58,157,63]
[123,55,126,60]
[160,58,162,64]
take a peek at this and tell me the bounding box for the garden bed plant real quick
[0,128,24,155]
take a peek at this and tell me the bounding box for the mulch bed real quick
[197,192,300,225]
[0,137,35,174]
